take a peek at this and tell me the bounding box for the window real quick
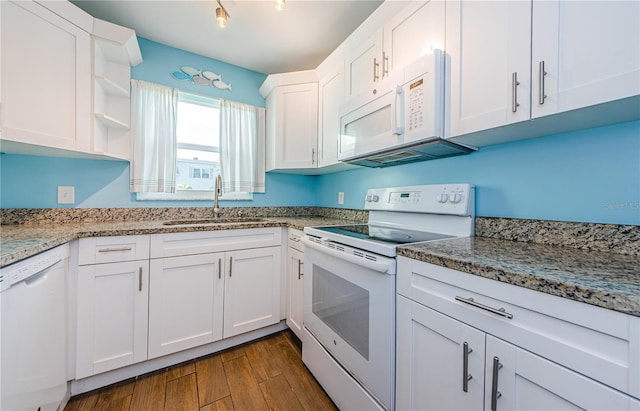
[137,92,251,200]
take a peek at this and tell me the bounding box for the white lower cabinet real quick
[76,260,149,379]
[148,253,224,359]
[396,257,640,410]
[76,228,282,378]
[223,247,282,338]
[396,295,485,410]
[286,229,304,339]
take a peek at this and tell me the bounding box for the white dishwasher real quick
[1,244,69,411]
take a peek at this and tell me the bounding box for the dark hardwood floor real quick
[65,330,337,411]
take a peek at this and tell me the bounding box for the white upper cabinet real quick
[445,0,532,138]
[1,0,92,154]
[446,0,640,144]
[90,18,142,161]
[382,0,446,75]
[261,71,319,171]
[317,60,346,168]
[0,0,141,160]
[346,28,384,99]
[346,1,445,100]
[531,0,640,118]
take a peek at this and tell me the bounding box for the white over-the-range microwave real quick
[338,49,475,167]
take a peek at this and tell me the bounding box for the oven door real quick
[302,238,395,410]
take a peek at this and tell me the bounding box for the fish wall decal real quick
[170,65,232,92]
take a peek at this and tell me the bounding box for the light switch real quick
[57,186,75,204]
[338,192,344,205]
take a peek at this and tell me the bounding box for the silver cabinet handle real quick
[462,342,472,392]
[98,247,132,253]
[311,148,315,165]
[289,236,301,242]
[382,51,389,78]
[138,267,143,292]
[490,356,503,411]
[511,72,520,112]
[218,258,222,279]
[539,60,547,105]
[297,259,304,280]
[373,57,380,82]
[455,296,513,319]
[229,256,233,277]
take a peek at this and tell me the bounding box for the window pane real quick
[176,100,220,148]
[175,93,220,192]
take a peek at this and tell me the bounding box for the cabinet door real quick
[148,253,224,359]
[445,0,531,138]
[486,335,635,411]
[76,261,149,378]
[224,247,281,338]
[396,295,485,411]
[267,83,318,170]
[286,246,304,339]
[346,28,383,98]
[531,1,640,119]
[1,0,91,152]
[317,66,345,168]
[383,0,445,73]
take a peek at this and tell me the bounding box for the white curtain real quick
[219,100,266,193]
[130,80,179,193]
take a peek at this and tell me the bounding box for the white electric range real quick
[302,183,475,410]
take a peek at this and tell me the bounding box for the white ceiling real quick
[70,0,384,74]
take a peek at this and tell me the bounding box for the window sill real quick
[136,190,253,201]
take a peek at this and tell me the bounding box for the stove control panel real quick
[364,184,475,216]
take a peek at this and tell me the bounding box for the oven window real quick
[312,266,369,360]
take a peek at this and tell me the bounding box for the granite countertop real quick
[398,237,640,317]
[0,216,352,268]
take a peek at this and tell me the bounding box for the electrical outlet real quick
[338,191,344,205]
[57,186,75,204]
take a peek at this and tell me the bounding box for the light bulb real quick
[216,7,227,28]
[275,0,285,11]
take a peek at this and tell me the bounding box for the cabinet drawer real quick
[397,256,640,398]
[150,228,282,258]
[79,235,150,265]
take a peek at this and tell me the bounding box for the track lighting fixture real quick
[216,0,229,28]
[215,0,285,29]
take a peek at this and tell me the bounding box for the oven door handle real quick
[302,238,392,274]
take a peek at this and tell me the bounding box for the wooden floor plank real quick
[195,354,230,406]
[220,345,245,363]
[265,338,337,411]
[200,396,234,411]
[223,356,269,411]
[259,374,305,411]
[130,372,166,410]
[244,338,283,383]
[93,379,135,410]
[65,331,335,411]
[166,361,196,381]
[165,373,199,411]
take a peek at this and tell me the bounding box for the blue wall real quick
[132,37,267,108]
[0,37,638,225]
[316,120,640,225]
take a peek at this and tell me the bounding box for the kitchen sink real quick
[162,218,265,226]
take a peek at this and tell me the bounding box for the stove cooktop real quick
[316,224,454,245]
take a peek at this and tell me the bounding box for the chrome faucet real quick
[213,174,223,218]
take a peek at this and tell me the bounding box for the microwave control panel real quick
[407,79,425,132]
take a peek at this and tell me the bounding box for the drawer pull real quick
[455,296,513,319]
[462,342,472,392]
[490,356,503,411]
[297,259,304,280]
[98,247,133,253]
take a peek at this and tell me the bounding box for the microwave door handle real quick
[393,85,404,136]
